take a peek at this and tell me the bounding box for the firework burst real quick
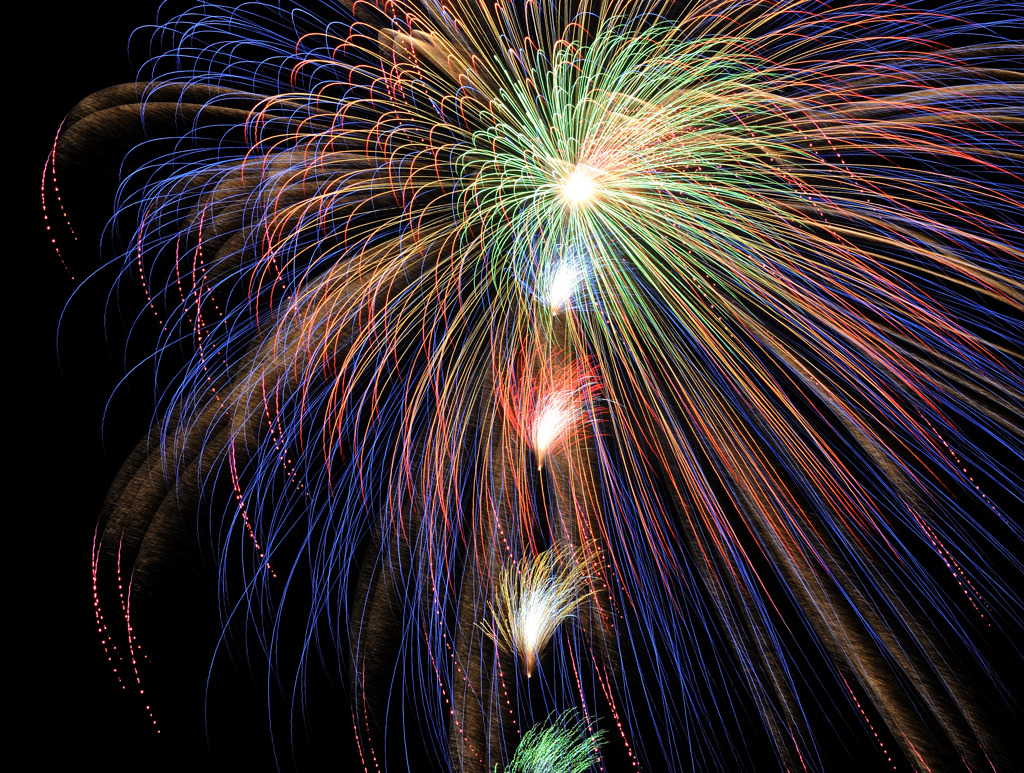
[490,542,595,678]
[51,0,1024,771]
[503,709,605,773]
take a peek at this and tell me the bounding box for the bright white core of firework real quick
[532,392,574,468]
[561,167,597,205]
[518,586,560,676]
[546,261,578,313]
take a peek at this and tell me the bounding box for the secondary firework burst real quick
[537,246,591,316]
[530,391,582,470]
[502,710,605,773]
[489,543,595,678]
[498,359,600,471]
[52,0,1024,771]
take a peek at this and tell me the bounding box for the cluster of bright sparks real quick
[490,543,593,677]
[55,0,1024,771]
[502,710,605,773]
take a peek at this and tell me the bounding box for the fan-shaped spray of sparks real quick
[531,392,581,470]
[491,543,593,678]
[543,260,580,316]
[50,0,1024,771]
[503,710,605,773]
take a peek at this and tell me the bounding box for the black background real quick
[26,2,282,769]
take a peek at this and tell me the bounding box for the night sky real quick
[31,3,299,769]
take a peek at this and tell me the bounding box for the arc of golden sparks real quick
[490,542,597,678]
